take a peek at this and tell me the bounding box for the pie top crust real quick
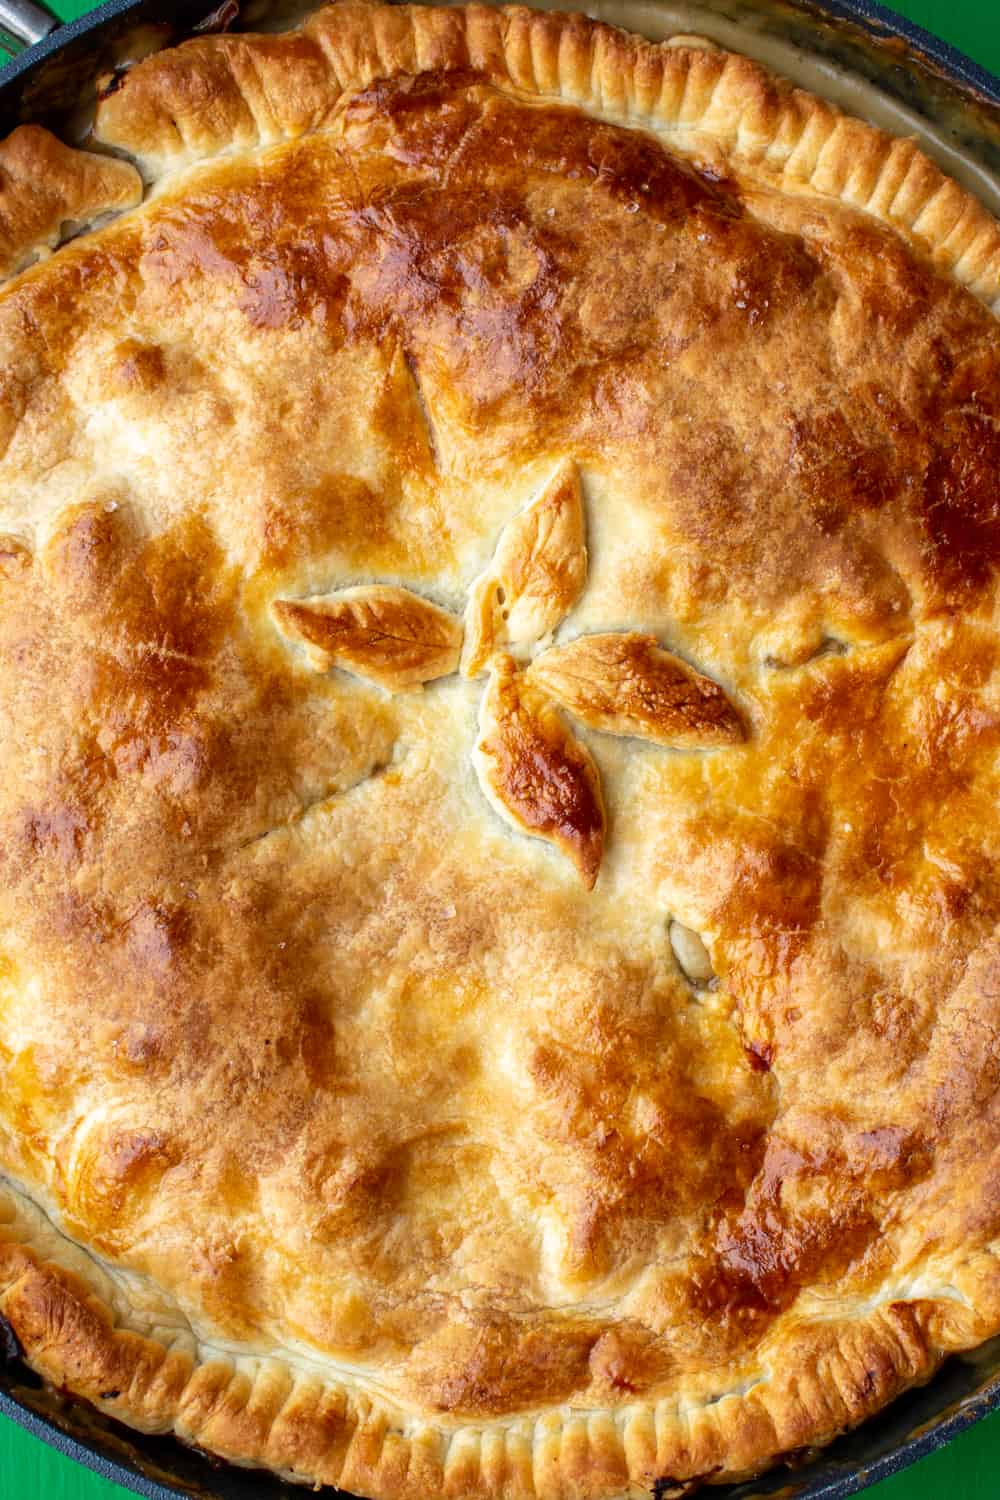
[2,4,1000,1496]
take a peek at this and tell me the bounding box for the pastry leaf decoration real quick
[474,654,606,890]
[462,459,587,677]
[527,632,744,748]
[272,585,463,691]
[273,462,743,888]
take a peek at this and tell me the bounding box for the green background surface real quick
[1,0,999,1495]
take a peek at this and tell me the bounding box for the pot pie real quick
[3,2,1000,1494]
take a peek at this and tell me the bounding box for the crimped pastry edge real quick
[82,1,1000,313]
[1,5,1000,1497]
[1,1181,996,1499]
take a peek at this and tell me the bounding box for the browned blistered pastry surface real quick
[1,6,1000,1496]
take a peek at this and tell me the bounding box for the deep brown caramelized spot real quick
[921,408,1000,594]
[347,71,743,222]
[706,1122,933,1317]
[479,658,605,888]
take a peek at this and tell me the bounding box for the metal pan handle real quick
[0,0,56,52]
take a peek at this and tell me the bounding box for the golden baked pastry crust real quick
[2,4,1000,1495]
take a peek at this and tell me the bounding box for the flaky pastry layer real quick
[1,4,1000,1497]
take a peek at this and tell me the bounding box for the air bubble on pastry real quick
[669,919,716,988]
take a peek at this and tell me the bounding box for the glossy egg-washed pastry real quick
[2,2,1000,1494]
